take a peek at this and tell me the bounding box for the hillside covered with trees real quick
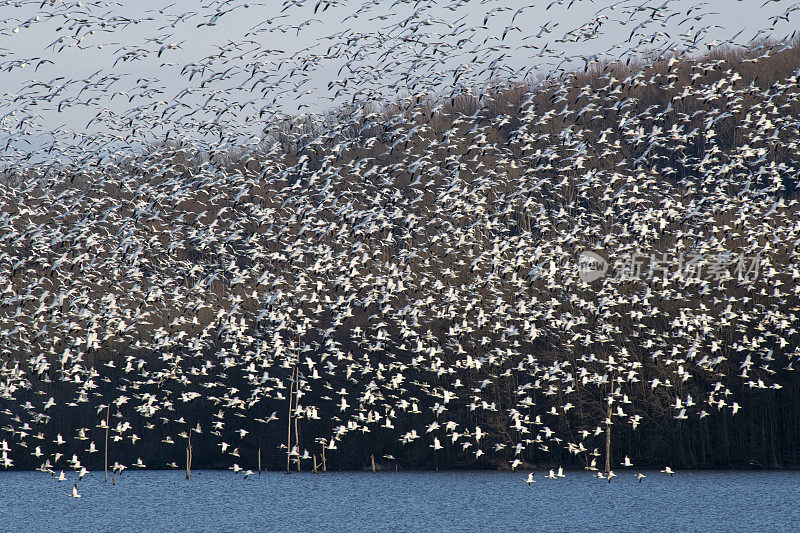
[2,42,800,473]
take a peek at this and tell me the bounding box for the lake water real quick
[1,470,798,532]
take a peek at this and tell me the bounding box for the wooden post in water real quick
[371,454,376,474]
[321,444,326,472]
[286,366,294,474]
[286,381,293,474]
[186,431,192,480]
[604,400,612,476]
[294,366,300,473]
[104,404,110,483]
[313,454,318,474]
[258,447,261,475]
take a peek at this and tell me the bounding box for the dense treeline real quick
[2,41,800,473]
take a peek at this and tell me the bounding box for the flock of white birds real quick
[0,0,799,495]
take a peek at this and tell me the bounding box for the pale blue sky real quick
[0,0,797,164]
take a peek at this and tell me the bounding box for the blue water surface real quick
[1,470,798,532]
